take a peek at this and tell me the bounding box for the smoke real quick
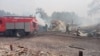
[88,0,100,15]
[81,0,100,27]
[0,10,16,16]
[35,13,46,26]
[79,15,100,27]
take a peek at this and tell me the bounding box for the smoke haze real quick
[35,13,46,26]
[0,0,100,27]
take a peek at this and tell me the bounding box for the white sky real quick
[0,0,93,17]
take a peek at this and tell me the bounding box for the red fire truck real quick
[0,16,38,37]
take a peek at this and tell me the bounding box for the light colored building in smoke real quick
[50,20,66,32]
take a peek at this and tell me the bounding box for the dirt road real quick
[0,32,100,56]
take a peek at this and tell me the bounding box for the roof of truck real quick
[0,16,35,18]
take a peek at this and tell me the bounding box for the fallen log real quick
[69,45,85,50]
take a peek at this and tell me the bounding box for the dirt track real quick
[0,32,100,56]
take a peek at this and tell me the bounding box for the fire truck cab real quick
[0,16,38,37]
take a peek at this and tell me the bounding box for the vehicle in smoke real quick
[0,16,38,37]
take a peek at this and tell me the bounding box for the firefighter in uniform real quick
[66,24,70,34]
[44,24,48,32]
[76,27,80,36]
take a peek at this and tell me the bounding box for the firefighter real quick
[66,24,70,34]
[76,27,80,36]
[44,24,48,32]
[45,24,48,32]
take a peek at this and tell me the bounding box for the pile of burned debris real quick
[0,44,56,56]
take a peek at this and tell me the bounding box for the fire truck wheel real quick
[9,31,13,36]
[25,32,30,35]
[16,30,25,37]
[5,30,10,37]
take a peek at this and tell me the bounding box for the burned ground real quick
[0,32,100,56]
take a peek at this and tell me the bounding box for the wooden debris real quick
[10,44,13,51]
[79,51,83,56]
[0,44,56,56]
[69,45,85,50]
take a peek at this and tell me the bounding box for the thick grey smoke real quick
[83,0,100,27]
[0,10,16,16]
[88,0,100,15]
[35,13,46,26]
